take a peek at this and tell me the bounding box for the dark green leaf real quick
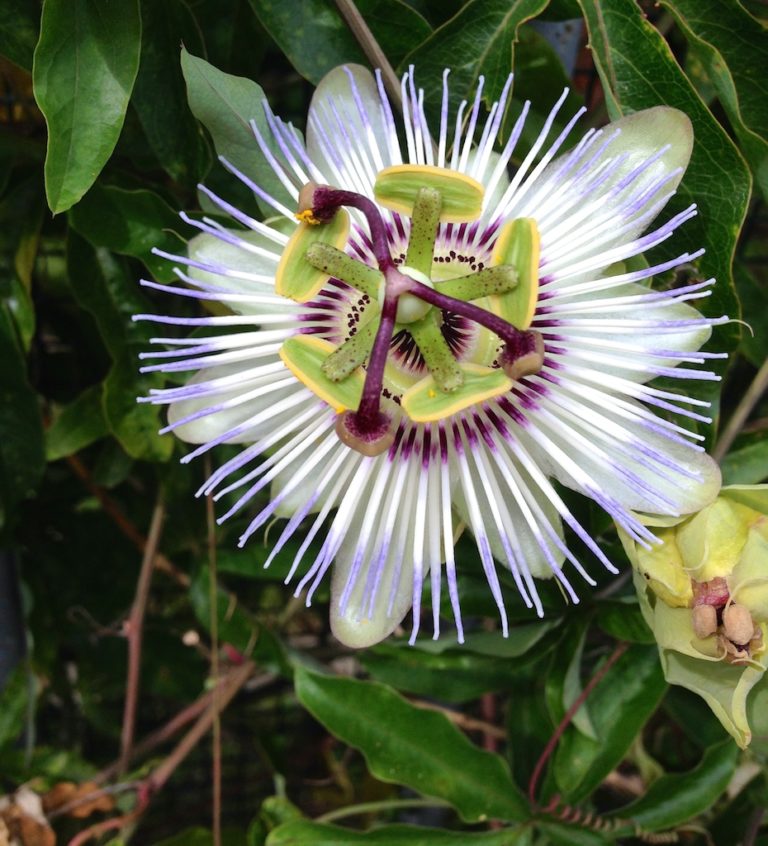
[0,303,45,521]
[609,740,737,831]
[295,668,529,823]
[267,821,530,845]
[65,232,173,461]
[721,438,768,485]
[33,0,142,212]
[132,0,207,185]
[250,0,432,85]
[401,0,551,117]
[180,47,295,216]
[45,384,108,461]
[735,261,768,367]
[0,0,40,71]
[69,185,189,283]
[577,0,749,383]
[535,822,610,846]
[595,600,655,644]
[661,0,768,198]
[552,644,666,802]
[0,665,29,749]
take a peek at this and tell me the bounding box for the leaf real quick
[0,0,41,71]
[595,600,655,644]
[609,740,737,831]
[65,232,173,461]
[295,668,529,823]
[33,0,142,213]
[660,0,768,199]
[551,644,666,802]
[735,261,768,367]
[132,0,207,184]
[577,0,750,385]
[535,823,610,846]
[69,185,190,283]
[45,384,108,461]
[0,302,45,521]
[267,821,530,845]
[0,665,29,749]
[249,0,432,85]
[401,0,551,117]
[180,48,296,217]
[721,438,768,485]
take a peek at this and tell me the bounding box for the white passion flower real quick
[136,65,725,648]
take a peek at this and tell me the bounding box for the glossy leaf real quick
[552,644,666,802]
[132,0,207,184]
[295,668,529,823]
[577,0,749,378]
[69,185,189,283]
[45,384,108,461]
[181,47,296,216]
[267,822,529,845]
[595,600,655,645]
[661,0,768,199]
[401,0,551,117]
[610,740,737,831]
[249,0,432,84]
[33,0,141,213]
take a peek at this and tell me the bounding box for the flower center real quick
[277,166,543,455]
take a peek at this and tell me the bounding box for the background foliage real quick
[0,0,767,844]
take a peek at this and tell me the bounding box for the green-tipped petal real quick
[279,335,364,411]
[275,211,350,302]
[401,364,511,423]
[490,218,540,330]
[374,164,484,223]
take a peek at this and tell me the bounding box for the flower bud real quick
[620,485,768,748]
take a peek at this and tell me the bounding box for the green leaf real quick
[250,0,432,85]
[735,261,768,367]
[132,0,207,184]
[577,0,750,381]
[535,823,610,846]
[33,0,142,213]
[295,668,529,823]
[595,600,655,644]
[65,232,173,461]
[69,185,189,283]
[180,48,295,217]
[45,384,108,461]
[401,0,551,116]
[609,740,737,831]
[660,0,768,199]
[267,821,530,845]
[0,665,29,750]
[552,644,666,802]
[721,438,768,485]
[0,302,45,522]
[0,0,41,71]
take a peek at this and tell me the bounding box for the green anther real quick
[404,187,441,276]
[490,218,540,330]
[322,311,379,382]
[409,311,464,393]
[305,242,383,298]
[374,164,484,222]
[438,265,518,301]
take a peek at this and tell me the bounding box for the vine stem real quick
[334,0,402,110]
[712,356,768,463]
[528,641,628,808]
[119,496,166,776]
[205,454,222,846]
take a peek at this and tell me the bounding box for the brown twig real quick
[335,0,402,109]
[528,641,629,808]
[205,454,222,846]
[410,699,506,740]
[119,497,166,776]
[744,807,766,846]
[66,454,189,588]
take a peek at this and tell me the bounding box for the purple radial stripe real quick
[217,155,295,219]
[458,75,485,171]
[150,246,274,284]
[373,69,402,165]
[474,73,513,177]
[437,69,450,166]
[263,105,311,185]
[178,212,280,261]
[449,98,468,171]
[247,119,300,199]
[484,100,531,210]
[139,279,277,305]
[196,184,291,244]
[140,343,283,375]
[612,143,671,194]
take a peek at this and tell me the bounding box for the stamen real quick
[405,187,441,275]
[305,243,383,297]
[409,311,463,392]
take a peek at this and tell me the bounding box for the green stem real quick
[439,265,517,301]
[322,311,380,381]
[315,797,453,824]
[305,242,383,298]
[405,187,441,276]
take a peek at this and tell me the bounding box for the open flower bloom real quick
[137,65,724,647]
